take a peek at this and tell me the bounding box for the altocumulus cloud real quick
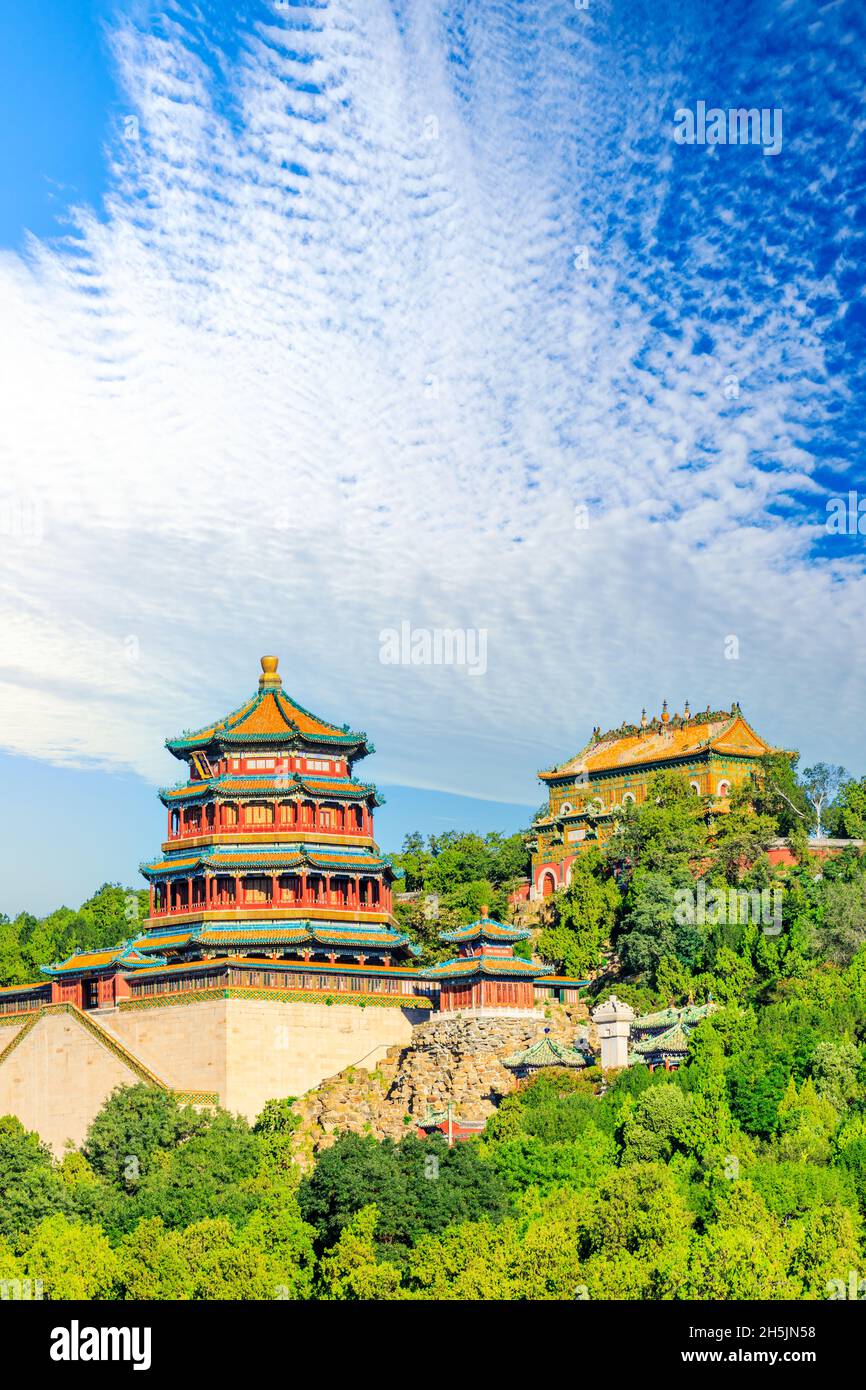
[0,0,864,804]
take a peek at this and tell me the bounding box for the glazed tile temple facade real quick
[531,700,778,898]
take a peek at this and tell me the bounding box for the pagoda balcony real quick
[167,805,375,842]
[146,901,394,927]
[163,825,375,851]
[150,873,390,920]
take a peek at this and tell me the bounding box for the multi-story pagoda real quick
[43,656,426,1009]
[532,701,779,897]
[137,655,419,971]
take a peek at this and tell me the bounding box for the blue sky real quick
[1,0,864,914]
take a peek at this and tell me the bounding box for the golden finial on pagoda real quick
[259,655,282,690]
[661,699,670,724]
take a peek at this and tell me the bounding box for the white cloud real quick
[0,0,863,807]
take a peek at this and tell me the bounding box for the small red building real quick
[426,908,552,1011]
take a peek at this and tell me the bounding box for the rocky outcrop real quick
[386,1014,548,1121]
[290,1003,587,1163]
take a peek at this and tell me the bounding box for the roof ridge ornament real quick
[258,655,282,690]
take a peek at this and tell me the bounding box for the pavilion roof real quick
[124,956,428,982]
[502,1034,587,1070]
[158,774,381,806]
[140,848,390,879]
[630,1021,693,1056]
[41,942,168,977]
[134,921,420,955]
[439,913,530,945]
[539,710,775,783]
[202,924,417,953]
[425,953,552,980]
[131,932,196,953]
[632,1000,718,1033]
[166,657,369,761]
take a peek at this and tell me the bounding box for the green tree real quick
[811,1038,862,1113]
[117,1217,191,1300]
[620,1084,692,1164]
[537,849,619,976]
[298,1132,511,1255]
[16,1213,119,1299]
[710,803,778,885]
[812,876,866,965]
[683,1184,800,1300]
[801,764,847,839]
[617,869,703,981]
[485,1128,616,1196]
[828,776,866,839]
[0,1116,67,1240]
[127,1111,262,1232]
[82,1083,204,1190]
[774,1077,839,1164]
[750,751,813,838]
[611,771,710,878]
[317,1206,403,1300]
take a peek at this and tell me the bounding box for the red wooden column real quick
[271,874,278,906]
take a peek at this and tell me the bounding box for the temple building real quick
[531,701,779,897]
[42,656,428,1010]
[629,999,718,1071]
[426,910,582,1012]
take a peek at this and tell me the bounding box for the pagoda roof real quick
[425,953,553,980]
[197,923,420,954]
[439,913,530,945]
[539,709,775,783]
[41,942,168,977]
[133,921,420,956]
[631,1021,693,1056]
[502,1034,587,1070]
[194,927,311,948]
[158,774,381,806]
[140,848,390,880]
[132,932,196,953]
[123,956,427,982]
[632,1000,718,1033]
[166,657,369,760]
